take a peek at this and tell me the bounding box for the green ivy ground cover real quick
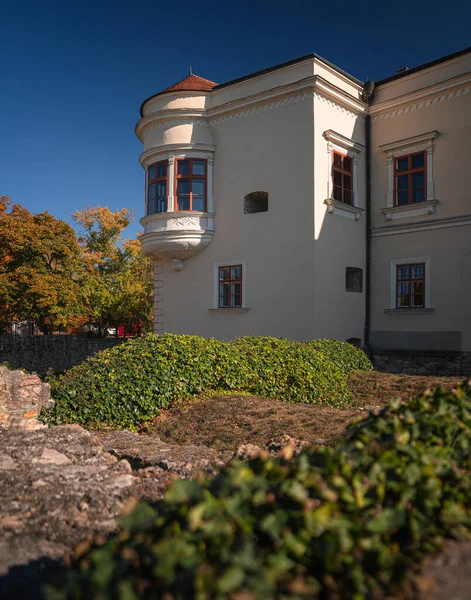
[43,334,372,430]
[46,381,471,599]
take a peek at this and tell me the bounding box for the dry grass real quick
[146,371,461,452]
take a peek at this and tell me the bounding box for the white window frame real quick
[379,131,439,221]
[323,129,365,221]
[389,257,431,309]
[212,260,247,309]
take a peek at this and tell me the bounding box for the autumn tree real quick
[73,206,153,334]
[0,196,86,332]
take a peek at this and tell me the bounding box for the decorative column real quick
[153,259,164,333]
[426,146,435,200]
[207,156,214,213]
[167,156,175,212]
[352,154,359,207]
[326,142,332,199]
[386,154,394,207]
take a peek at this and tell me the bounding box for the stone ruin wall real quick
[0,366,54,431]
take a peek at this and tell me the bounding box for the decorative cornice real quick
[372,212,471,237]
[379,130,439,154]
[371,73,471,122]
[139,144,216,168]
[323,129,365,152]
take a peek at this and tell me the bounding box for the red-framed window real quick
[218,265,242,308]
[147,160,168,215]
[394,151,426,206]
[332,151,353,205]
[396,263,425,308]
[175,158,207,211]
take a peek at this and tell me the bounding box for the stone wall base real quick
[371,350,471,377]
[0,336,127,376]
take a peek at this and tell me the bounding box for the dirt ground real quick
[146,371,460,452]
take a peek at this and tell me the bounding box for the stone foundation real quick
[0,335,127,376]
[371,350,471,377]
[0,367,54,431]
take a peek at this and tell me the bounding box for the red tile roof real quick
[157,74,218,95]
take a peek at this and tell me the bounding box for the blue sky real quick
[1,0,469,239]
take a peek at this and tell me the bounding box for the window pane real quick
[398,266,409,280]
[156,198,166,213]
[344,175,352,190]
[148,165,156,181]
[192,160,206,175]
[398,295,410,307]
[333,186,342,201]
[412,265,424,279]
[397,190,409,206]
[397,174,409,190]
[192,196,205,211]
[178,196,190,210]
[231,266,241,280]
[412,294,424,307]
[148,183,156,199]
[343,156,352,172]
[157,162,167,178]
[177,179,190,194]
[412,188,424,203]
[177,160,190,175]
[219,268,230,281]
[411,153,424,169]
[232,282,241,307]
[333,171,342,186]
[396,157,408,172]
[398,281,410,295]
[413,280,424,294]
[192,180,205,196]
[148,199,155,215]
[412,173,424,187]
[333,153,342,168]
[157,182,166,198]
[344,190,352,205]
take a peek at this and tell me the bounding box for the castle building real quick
[136,47,471,357]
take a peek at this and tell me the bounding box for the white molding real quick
[381,199,438,221]
[140,144,215,168]
[323,129,365,152]
[371,73,471,122]
[208,76,366,125]
[324,199,364,220]
[379,130,439,154]
[380,131,438,210]
[389,257,431,309]
[375,53,471,92]
[372,213,471,237]
[213,260,247,309]
[208,308,249,314]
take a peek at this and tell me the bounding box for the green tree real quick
[73,206,153,334]
[0,196,85,332]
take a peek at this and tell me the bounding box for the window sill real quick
[324,199,364,221]
[207,308,249,314]
[384,308,435,314]
[381,199,438,221]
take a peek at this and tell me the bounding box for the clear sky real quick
[1,0,470,239]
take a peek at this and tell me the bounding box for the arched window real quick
[244,191,268,214]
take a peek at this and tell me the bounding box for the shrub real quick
[230,336,351,406]
[43,334,372,429]
[46,382,471,599]
[306,338,373,374]
[44,334,245,430]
